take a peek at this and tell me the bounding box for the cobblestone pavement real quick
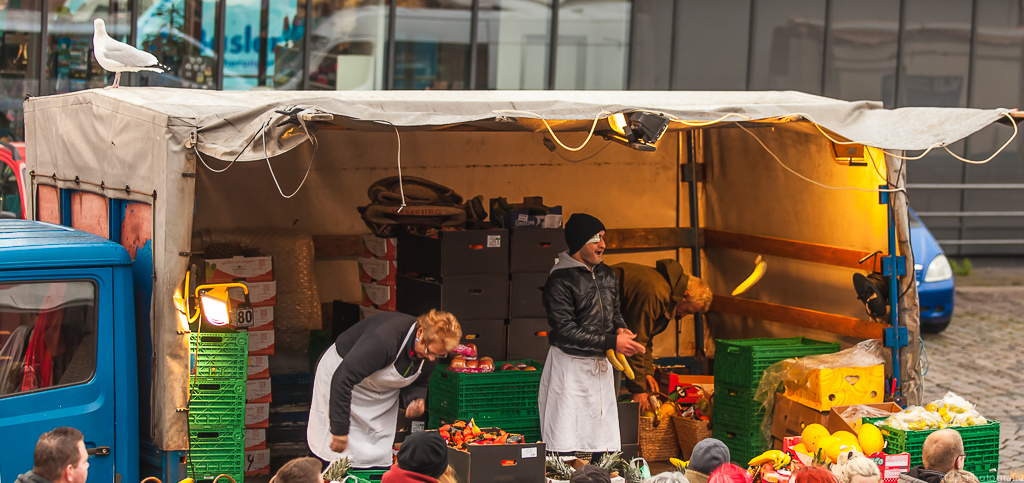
[921,283,1024,474]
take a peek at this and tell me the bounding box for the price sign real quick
[233,306,255,328]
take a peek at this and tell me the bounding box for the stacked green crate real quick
[712,338,840,464]
[428,359,544,442]
[864,417,1000,481]
[188,332,248,483]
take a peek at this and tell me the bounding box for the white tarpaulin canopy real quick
[22,88,1019,450]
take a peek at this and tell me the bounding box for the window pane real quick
[476,0,551,89]
[46,2,130,93]
[553,0,630,90]
[137,0,220,88]
[672,0,750,90]
[0,0,41,141]
[307,0,387,90]
[899,0,971,108]
[0,164,20,217]
[627,0,671,90]
[748,0,825,93]
[222,0,301,89]
[393,0,471,90]
[0,281,97,397]
[823,0,898,107]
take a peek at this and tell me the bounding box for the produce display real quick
[546,451,648,483]
[880,392,988,430]
[321,457,354,483]
[640,376,710,421]
[606,350,635,379]
[789,423,884,462]
[437,419,525,450]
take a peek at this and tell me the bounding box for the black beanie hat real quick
[565,213,606,255]
[397,432,449,479]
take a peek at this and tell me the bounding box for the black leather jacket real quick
[543,251,628,356]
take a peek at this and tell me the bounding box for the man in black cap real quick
[382,431,449,483]
[538,213,646,457]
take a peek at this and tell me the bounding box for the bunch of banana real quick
[606,349,635,379]
[669,458,688,471]
[747,450,791,468]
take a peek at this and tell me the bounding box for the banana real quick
[616,352,636,379]
[606,349,625,371]
[747,450,791,468]
[670,458,688,470]
[731,255,767,296]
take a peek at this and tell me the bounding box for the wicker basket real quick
[639,415,679,461]
[672,416,713,459]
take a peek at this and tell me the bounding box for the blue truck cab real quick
[0,220,140,483]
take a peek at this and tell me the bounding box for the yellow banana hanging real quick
[606,349,625,371]
[732,255,767,296]
[747,450,791,468]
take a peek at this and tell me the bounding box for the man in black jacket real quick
[538,213,645,455]
[16,427,89,483]
[898,429,965,483]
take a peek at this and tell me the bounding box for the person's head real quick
[645,471,691,483]
[688,438,731,476]
[397,432,449,479]
[436,466,458,483]
[32,427,87,483]
[839,454,881,483]
[565,213,606,268]
[673,276,713,318]
[707,464,751,483]
[415,310,462,361]
[790,466,838,483]
[941,470,980,483]
[570,465,611,483]
[270,457,322,483]
[922,429,965,473]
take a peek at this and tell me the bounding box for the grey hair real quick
[644,472,691,483]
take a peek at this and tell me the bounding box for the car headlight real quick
[924,254,953,282]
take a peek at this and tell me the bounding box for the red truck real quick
[0,141,26,219]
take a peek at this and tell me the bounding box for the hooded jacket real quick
[899,467,946,483]
[17,471,53,483]
[543,251,627,356]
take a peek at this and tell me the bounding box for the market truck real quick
[7,89,1021,482]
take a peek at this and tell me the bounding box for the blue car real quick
[909,208,955,333]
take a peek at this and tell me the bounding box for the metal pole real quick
[887,192,903,404]
[687,129,705,372]
[385,0,396,89]
[302,0,312,90]
[215,0,226,90]
[547,0,559,90]
[468,0,479,89]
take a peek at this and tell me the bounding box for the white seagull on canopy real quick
[92,18,167,88]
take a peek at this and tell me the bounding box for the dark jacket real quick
[17,471,53,483]
[899,466,946,483]
[381,464,439,483]
[543,251,627,356]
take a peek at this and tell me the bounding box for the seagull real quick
[92,18,167,88]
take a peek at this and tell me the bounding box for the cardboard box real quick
[360,305,386,320]
[490,199,564,229]
[245,429,266,451]
[828,402,902,435]
[874,453,911,482]
[510,272,549,318]
[205,256,274,283]
[459,319,508,360]
[229,281,277,307]
[358,257,398,285]
[620,443,639,461]
[510,228,568,272]
[246,403,270,428]
[448,442,546,483]
[508,318,550,363]
[397,274,509,320]
[248,330,275,355]
[244,449,271,476]
[784,364,885,411]
[247,306,273,331]
[361,282,396,311]
[771,393,829,442]
[398,230,509,278]
[247,379,272,403]
[362,233,397,260]
[248,355,270,379]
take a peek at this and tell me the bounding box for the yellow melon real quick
[801,424,831,452]
[858,424,885,455]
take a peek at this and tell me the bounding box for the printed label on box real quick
[249,306,274,330]
[362,233,398,260]
[487,235,501,248]
[361,283,396,311]
[244,449,271,476]
[245,403,269,428]
[358,257,398,285]
[205,256,274,283]
[522,447,538,458]
[229,281,277,307]
[248,330,275,355]
[247,379,272,403]
[245,429,266,451]
[248,355,270,379]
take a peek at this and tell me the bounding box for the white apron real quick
[308,324,424,466]
[537,346,621,453]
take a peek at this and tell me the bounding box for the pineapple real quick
[621,460,643,483]
[546,455,575,481]
[322,457,352,482]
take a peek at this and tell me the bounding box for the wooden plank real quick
[604,227,698,251]
[709,295,889,339]
[312,235,363,258]
[703,229,879,271]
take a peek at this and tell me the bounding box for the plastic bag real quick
[839,405,898,428]
[878,392,988,430]
[755,339,886,440]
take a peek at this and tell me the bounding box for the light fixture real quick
[852,272,889,318]
[600,112,671,151]
[609,113,629,136]
[831,143,866,166]
[194,283,251,327]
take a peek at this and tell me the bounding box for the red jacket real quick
[380,464,438,483]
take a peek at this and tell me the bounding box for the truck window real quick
[0,164,19,218]
[0,281,97,397]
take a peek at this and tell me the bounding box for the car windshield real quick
[909,212,923,228]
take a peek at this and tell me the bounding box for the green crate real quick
[428,360,544,421]
[714,338,840,387]
[713,380,768,427]
[189,378,245,428]
[863,417,1000,480]
[348,469,387,482]
[189,332,248,380]
[713,417,771,462]
[429,414,542,443]
[188,427,244,483]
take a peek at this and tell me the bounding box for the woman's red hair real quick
[709,464,752,483]
[791,466,839,483]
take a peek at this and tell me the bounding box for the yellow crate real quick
[783,364,884,411]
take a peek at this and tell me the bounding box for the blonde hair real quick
[418,310,462,351]
[685,276,713,312]
[839,454,880,483]
[437,466,459,483]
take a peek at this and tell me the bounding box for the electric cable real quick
[920,335,930,377]
[194,119,271,173]
[550,142,610,163]
[390,123,406,212]
[492,109,610,152]
[261,116,318,199]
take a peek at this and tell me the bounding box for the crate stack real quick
[396,230,510,360]
[359,234,398,320]
[507,227,565,363]
[187,332,248,483]
[712,338,840,464]
[865,417,1000,481]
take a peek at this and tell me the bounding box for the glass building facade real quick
[2,0,1023,252]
